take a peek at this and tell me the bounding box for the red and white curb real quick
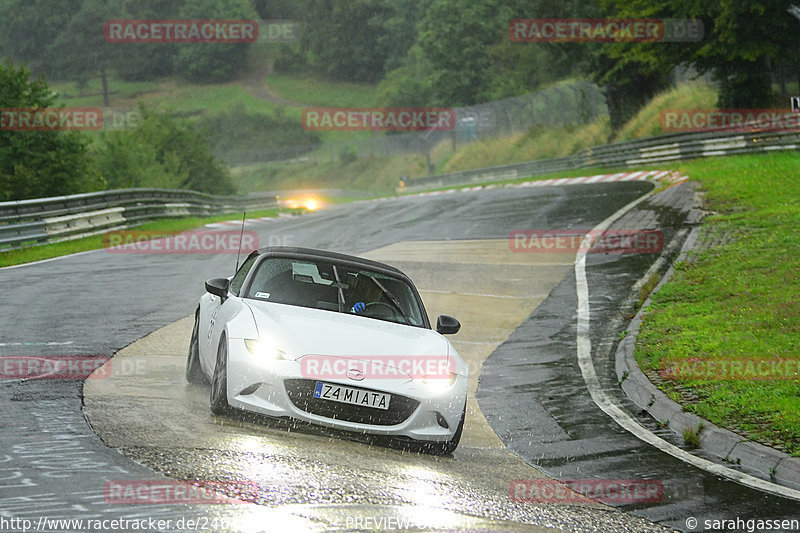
[410,170,688,197]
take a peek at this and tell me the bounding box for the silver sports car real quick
[186,247,467,454]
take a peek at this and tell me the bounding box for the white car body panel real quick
[196,267,467,445]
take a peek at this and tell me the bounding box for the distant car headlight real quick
[244,339,287,360]
[421,372,458,392]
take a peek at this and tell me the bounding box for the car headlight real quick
[421,372,458,391]
[244,339,287,360]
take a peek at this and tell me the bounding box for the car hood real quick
[243,300,466,377]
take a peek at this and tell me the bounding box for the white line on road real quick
[574,192,800,502]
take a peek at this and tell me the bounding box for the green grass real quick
[682,423,705,449]
[50,77,162,107]
[265,73,379,108]
[52,76,291,121]
[50,75,284,115]
[51,71,380,147]
[47,74,719,196]
[435,118,613,173]
[635,151,800,456]
[0,208,294,268]
[237,81,717,194]
[614,81,718,142]
[149,83,286,117]
[228,118,617,195]
[45,72,721,196]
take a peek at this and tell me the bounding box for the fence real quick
[0,189,277,249]
[399,129,800,192]
[3,128,798,249]
[216,80,608,165]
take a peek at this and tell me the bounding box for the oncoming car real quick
[186,246,467,454]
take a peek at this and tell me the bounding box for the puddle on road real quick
[83,240,669,532]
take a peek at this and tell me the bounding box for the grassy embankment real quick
[50,57,718,195]
[636,151,800,456]
[229,79,718,193]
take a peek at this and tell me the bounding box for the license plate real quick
[313,382,389,410]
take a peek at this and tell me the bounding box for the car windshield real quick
[243,256,425,327]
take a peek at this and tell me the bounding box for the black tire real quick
[427,403,466,456]
[185,307,206,384]
[210,334,230,415]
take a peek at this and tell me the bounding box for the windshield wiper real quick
[332,265,346,313]
[366,275,411,325]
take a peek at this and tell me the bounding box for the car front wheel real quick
[185,307,206,384]
[426,403,466,456]
[210,334,230,415]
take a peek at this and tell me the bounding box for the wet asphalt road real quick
[1,181,798,532]
[478,183,800,530]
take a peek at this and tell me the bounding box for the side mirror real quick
[436,315,461,335]
[205,278,230,300]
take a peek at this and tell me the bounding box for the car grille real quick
[283,379,419,426]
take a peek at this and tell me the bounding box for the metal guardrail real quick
[0,188,278,249]
[3,128,798,249]
[399,129,800,192]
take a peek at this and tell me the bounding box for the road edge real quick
[613,189,800,496]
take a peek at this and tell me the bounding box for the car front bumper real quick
[225,339,468,442]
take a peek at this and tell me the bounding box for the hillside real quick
[49,51,718,196]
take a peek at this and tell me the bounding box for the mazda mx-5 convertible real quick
[186,246,467,454]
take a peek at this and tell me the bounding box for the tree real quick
[114,0,184,81]
[413,0,509,106]
[0,61,102,201]
[251,0,297,19]
[198,104,321,162]
[372,0,428,74]
[379,0,591,106]
[377,46,436,107]
[600,0,796,109]
[95,105,235,195]
[0,0,83,75]
[297,0,394,83]
[47,0,121,106]
[173,0,258,83]
[484,0,595,100]
[591,53,671,131]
